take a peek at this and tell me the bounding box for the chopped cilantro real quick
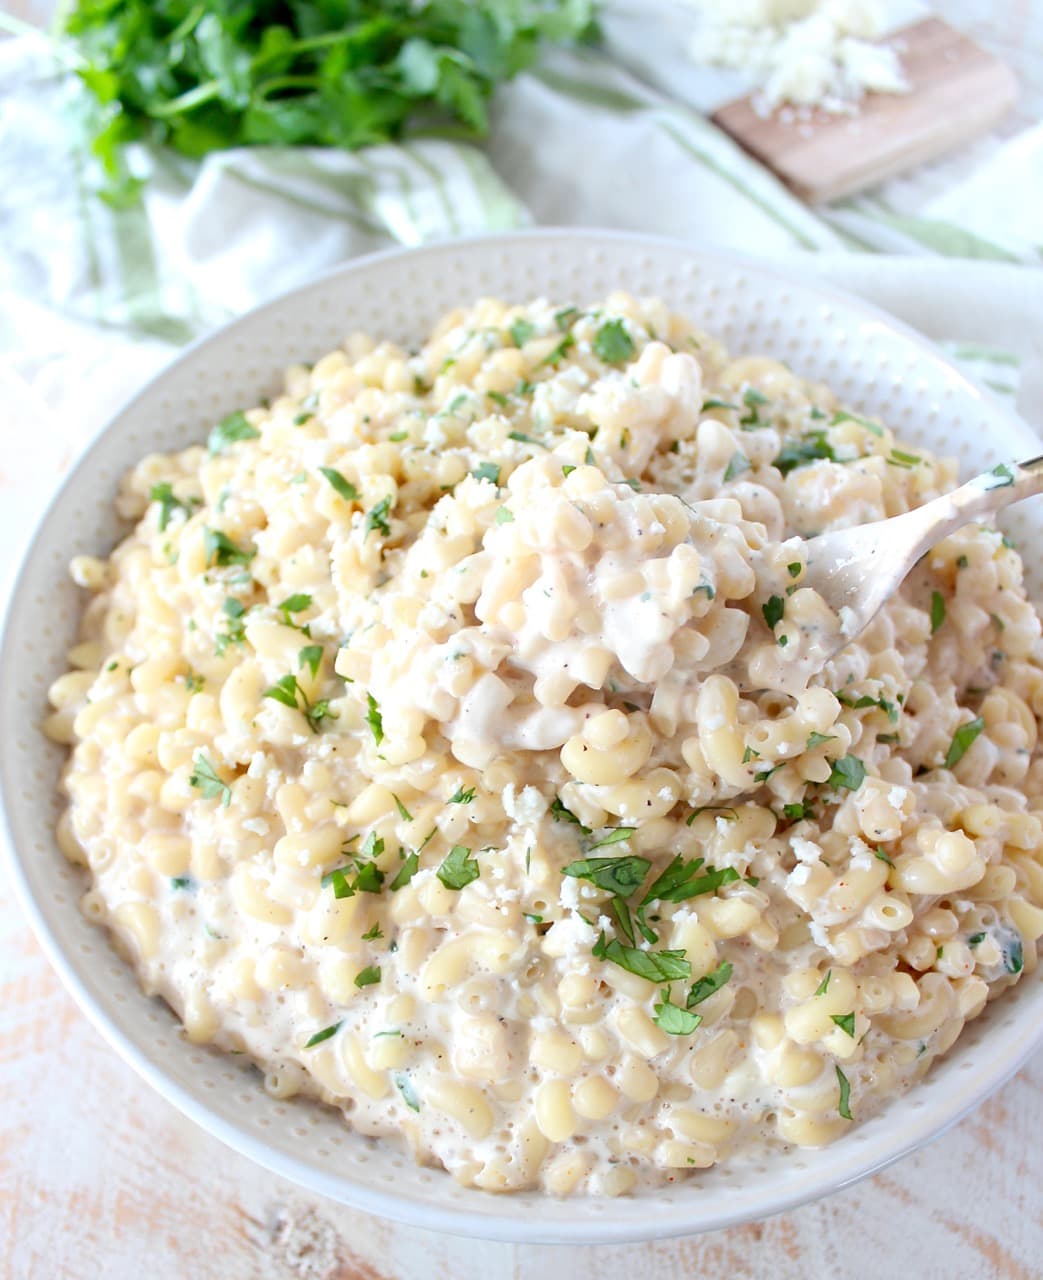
[354,965,381,988]
[981,462,1015,489]
[686,960,733,1009]
[774,432,835,474]
[365,693,384,746]
[550,796,591,833]
[364,496,393,538]
[189,754,231,807]
[562,854,650,897]
[509,318,535,348]
[827,756,866,791]
[390,852,420,891]
[836,1066,853,1120]
[203,527,255,569]
[538,333,576,367]
[149,482,195,532]
[208,410,259,454]
[592,932,691,983]
[944,717,985,769]
[437,845,480,890]
[319,467,360,502]
[762,595,785,630]
[588,827,637,849]
[930,590,946,634]
[653,992,702,1036]
[593,319,634,364]
[640,856,739,906]
[831,409,883,436]
[298,644,323,678]
[304,1022,342,1048]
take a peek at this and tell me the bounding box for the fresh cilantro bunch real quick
[62,0,598,204]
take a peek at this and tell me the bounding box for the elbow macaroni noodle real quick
[46,294,1043,1195]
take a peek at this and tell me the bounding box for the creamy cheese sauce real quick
[46,294,1043,1196]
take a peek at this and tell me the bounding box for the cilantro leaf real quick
[593,319,635,364]
[437,845,480,890]
[762,595,785,631]
[509,318,535,347]
[203,527,255,569]
[208,410,259,454]
[264,673,300,709]
[298,644,323,678]
[354,965,382,989]
[945,717,985,769]
[149,482,195,532]
[774,432,835,475]
[189,753,231,807]
[592,933,691,984]
[390,851,420,891]
[640,856,739,906]
[653,993,702,1036]
[319,467,360,502]
[550,796,591,834]
[562,854,650,897]
[930,590,946,634]
[836,1065,853,1120]
[686,960,733,1009]
[588,827,637,850]
[304,1022,342,1048]
[364,496,393,538]
[365,693,384,746]
[827,755,866,791]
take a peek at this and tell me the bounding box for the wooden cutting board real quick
[712,17,1018,204]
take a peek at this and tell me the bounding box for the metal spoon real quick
[801,455,1043,661]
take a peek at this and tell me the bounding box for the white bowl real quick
[2,230,1041,1243]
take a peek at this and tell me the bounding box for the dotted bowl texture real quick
[2,230,1041,1244]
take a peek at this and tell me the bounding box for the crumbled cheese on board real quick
[686,0,909,115]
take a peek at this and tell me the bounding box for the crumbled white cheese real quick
[792,836,823,864]
[888,785,909,809]
[787,863,813,888]
[502,782,547,825]
[839,605,860,637]
[809,919,833,949]
[686,0,909,115]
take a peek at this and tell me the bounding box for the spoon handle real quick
[898,454,1043,556]
[803,453,1043,655]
